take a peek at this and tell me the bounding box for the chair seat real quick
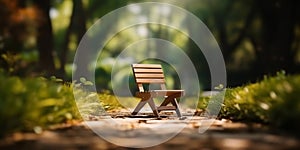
[136,90,184,99]
[157,106,177,111]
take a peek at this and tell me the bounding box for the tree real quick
[186,0,300,86]
[0,0,40,75]
[33,0,56,76]
[58,0,87,79]
[251,0,300,74]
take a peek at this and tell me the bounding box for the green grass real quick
[0,71,128,136]
[0,73,81,136]
[200,71,300,135]
[1,70,300,137]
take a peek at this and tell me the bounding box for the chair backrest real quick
[132,64,167,92]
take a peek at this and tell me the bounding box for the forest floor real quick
[1,111,300,150]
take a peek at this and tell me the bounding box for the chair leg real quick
[171,98,182,117]
[159,96,173,107]
[148,98,159,117]
[158,95,176,113]
[132,100,147,115]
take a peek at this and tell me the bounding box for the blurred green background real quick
[1,0,300,137]
[1,0,299,90]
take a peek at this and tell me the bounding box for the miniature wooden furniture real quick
[131,64,184,117]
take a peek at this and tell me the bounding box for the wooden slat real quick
[135,73,165,78]
[132,64,162,68]
[132,63,166,88]
[151,90,185,97]
[133,68,163,73]
[136,78,165,84]
[152,90,184,93]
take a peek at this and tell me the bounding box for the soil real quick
[1,112,299,150]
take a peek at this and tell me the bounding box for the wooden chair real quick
[131,64,184,118]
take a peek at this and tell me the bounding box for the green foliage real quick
[0,73,81,136]
[0,73,128,136]
[72,87,124,120]
[1,69,300,137]
[73,89,105,119]
[98,91,125,111]
[202,72,300,135]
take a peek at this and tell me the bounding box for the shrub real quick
[0,72,81,136]
[203,72,300,136]
[0,72,128,136]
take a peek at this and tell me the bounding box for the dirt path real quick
[1,116,299,150]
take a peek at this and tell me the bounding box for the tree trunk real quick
[34,0,56,76]
[212,1,255,63]
[58,0,87,79]
[255,0,298,74]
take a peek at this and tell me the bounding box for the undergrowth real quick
[0,72,124,137]
[201,71,300,136]
[0,73,81,136]
[1,70,300,137]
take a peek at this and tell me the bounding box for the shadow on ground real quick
[1,112,299,150]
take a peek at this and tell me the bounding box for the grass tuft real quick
[200,71,300,136]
